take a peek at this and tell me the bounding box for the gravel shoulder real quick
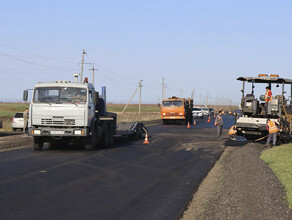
[182,141,292,220]
[0,133,31,152]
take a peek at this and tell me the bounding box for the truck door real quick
[88,90,95,125]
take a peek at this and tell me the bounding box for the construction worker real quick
[23,108,29,133]
[228,125,237,140]
[265,119,279,147]
[265,86,272,103]
[264,86,272,115]
[215,110,224,139]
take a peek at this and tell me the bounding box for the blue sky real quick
[1,0,292,104]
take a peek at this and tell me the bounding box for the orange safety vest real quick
[265,90,272,102]
[228,125,236,135]
[267,121,279,133]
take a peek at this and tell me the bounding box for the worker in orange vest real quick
[265,119,279,147]
[228,125,237,140]
[265,86,272,103]
[265,86,272,115]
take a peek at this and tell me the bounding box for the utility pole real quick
[161,77,168,100]
[191,88,195,100]
[205,92,209,107]
[161,77,165,101]
[89,63,97,85]
[199,95,202,106]
[80,49,86,82]
[121,80,143,115]
[180,88,183,98]
[139,80,143,115]
[162,77,164,101]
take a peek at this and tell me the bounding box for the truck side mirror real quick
[94,92,99,106]
[23,90,28,101]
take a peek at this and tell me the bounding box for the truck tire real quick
[108,128,114,147]
[33,137,43,151]
[85,130,97,150]
[103,125,110,148]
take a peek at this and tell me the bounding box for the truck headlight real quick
[34,130,41,135]
[180,113,183,115]
[74,130,82,135]
[163,113,166,115]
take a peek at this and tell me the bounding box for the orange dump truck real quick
[161,96,193,125]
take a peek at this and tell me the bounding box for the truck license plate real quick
[51,131,64,135]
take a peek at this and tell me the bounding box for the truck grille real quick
[41,119,75,125]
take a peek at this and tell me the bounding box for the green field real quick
[0,103,29,118]
[107,104,160,113]
[261,144,292,209]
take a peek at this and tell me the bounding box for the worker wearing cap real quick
[215,111,223,139]
[265,119,279,147]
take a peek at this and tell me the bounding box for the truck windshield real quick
[33,87,87,104]
[162,100,183,107]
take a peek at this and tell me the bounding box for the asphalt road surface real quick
[0,115,235,220]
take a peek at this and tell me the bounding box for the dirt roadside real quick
[182,141,292,220]
[0,133,31,152]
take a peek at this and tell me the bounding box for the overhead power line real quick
[0,43,79,63]
[0,52,76,71]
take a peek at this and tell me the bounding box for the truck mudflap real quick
[28,127,89,137]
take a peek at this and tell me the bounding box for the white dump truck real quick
[23,76,146,150]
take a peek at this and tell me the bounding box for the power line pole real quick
[89,63,97,85]
[205,92,209,107]
[80,49,86,82]
[139,80,143,115]
[161,77,168,100]
[199,95,202,106]
[162,77,164,101]
[180,88,183,97]
[191,88,195,100]
[121,80,142,115]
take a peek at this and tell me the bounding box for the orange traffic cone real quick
[187,121,190,128]
[143,133,150,144]
[193,120,196,125]
[207,115,211,123]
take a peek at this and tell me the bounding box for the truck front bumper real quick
[161,116,185,120]
[28,127,88,137]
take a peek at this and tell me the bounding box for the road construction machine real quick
[235,74,292,142]
[23,75,146,150]
[161,96,193,125]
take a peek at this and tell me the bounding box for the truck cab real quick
[161,96,193,124]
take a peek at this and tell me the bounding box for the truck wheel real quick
[33,137,43,151]
[108,128,114,147]
[103,126,110,148]
[85,130,97,150]
[47,142,57,150]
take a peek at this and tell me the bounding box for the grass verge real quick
[260,144,292,209]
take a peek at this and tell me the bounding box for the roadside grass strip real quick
[260,144,292,209]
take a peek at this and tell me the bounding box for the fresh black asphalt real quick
[0,115,235,220]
